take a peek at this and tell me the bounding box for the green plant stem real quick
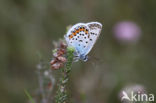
[55,47,75,103]
[24,89,35,103]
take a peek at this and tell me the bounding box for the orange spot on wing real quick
[76,29,79,33]
[82,27,85,31]
[80,27,83,31]
[72,32,76,36]
[69,35,73,39]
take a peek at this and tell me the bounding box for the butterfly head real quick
[80,54,88,62]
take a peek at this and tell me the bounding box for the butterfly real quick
[65,22,102,62]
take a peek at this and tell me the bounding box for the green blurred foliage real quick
[0,0,156,103]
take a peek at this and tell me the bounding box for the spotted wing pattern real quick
[65,22,102,60]
[65,23,90,55]
[83,22,102,55]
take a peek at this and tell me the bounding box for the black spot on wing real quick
[91,32,97,35]
[79,40,83,42]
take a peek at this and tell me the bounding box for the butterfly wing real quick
[65,23,90,56]
[82,22,102,55]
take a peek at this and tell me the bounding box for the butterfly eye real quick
[81,55,88,62]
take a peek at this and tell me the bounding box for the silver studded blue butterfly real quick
[65,22,102,62]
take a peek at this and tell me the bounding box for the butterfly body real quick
[65,22,102,61]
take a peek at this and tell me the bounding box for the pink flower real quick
[113,21,141,44]
[50,41,67,70]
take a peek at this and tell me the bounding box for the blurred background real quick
[0,0,156,103]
